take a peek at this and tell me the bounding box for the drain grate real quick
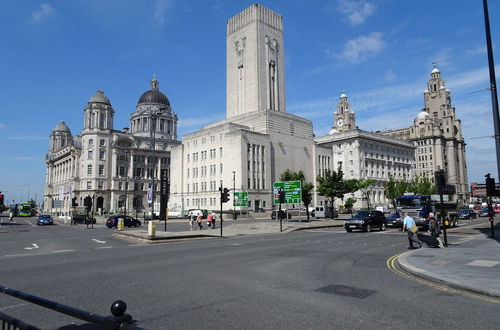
[315,284,376,298]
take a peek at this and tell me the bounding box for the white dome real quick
[329,127,338,135]
[415,111,430,120]
[424,89,429,93]
[340,92,347,98]
[431,67,440,74]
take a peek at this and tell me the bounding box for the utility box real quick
[148,221,156,237]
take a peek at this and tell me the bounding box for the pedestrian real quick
[211,212,216,229]
[196,213,203,230]
[402,212,422,249]
[206,213,213,229]
[9,210,14,222]
[428,212,444,248]
[189,212,194,231]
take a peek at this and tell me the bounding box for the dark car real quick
[71,214,96,225]
[37,214,54,225]
[458,209,477,220]
[106,215,141,228]
[344,210,386,232]
[271,210,291,220]
[386,212,403,228]
[479,207,491,217]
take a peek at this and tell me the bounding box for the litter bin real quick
[117,217,124,231]
[148,221,156,237]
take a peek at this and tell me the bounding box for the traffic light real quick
[485,173,497,196]
[221,187,230,203]
[278,188,285,204]
[72,197,78,207]
[0,194,4,206]
[84,196,92,212]
[434,169,446,194]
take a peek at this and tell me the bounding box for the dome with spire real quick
[431,67,440,74]
[88,90,111,105]
[137,76,170,106]
[52,121,71,133]
[415,111,430,120]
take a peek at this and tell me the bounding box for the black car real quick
[71,214,96,225]
[37,214,54,225]
[271,210,291,220]
[458,209,477,220]
[386,212,403,228]
[106,215,142,228]
[344,210,387,232]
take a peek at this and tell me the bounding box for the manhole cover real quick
[315,284,376,299]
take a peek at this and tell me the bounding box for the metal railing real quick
[0,285,144,329]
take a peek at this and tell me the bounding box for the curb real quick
[396,243,500,299]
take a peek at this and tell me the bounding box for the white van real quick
[314,205,337,219]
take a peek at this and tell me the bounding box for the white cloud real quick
[153,0,173,26]
[333,32,385,63]
[31,3,54,22]
[337,0,376,26]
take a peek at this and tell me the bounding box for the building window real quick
[99,150,105,160]
[87,165,92,175]
[219,147,223,158]
[99,165,104,176]
[88,139,93,146]
[87,181,91,189]
[220,164,223,174]
[119,166,125,177]
[100,139,105,146]
[98,181,103,190]
[88,150,93,160]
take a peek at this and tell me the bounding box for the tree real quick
[384,175,399,211]
[344,197,356,213]
[356,179,376,210]
[316,167,349,218]
[279,170,314,220]
[411,176,436,195]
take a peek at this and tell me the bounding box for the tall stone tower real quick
[226,4,286,118]
[331,91,356,133]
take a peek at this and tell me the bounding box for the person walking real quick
[9,210,14,222]
[211,212,216,229]
[428,212,444,248]
[402,212,421,249]
[206,213,213,229]
[189,212,195,231]
[196,213,203,230]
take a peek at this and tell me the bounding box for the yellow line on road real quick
[386,254,500,305]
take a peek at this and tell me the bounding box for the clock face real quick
[337,118,344,127]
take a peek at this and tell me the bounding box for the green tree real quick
[279,169,314,220]
[356,179,376,210]
[316,167,349,218]
[344,197,356,213]
[384,175,399,211]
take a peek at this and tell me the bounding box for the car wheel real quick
[380,223,386,231]
[364,224,371,232]
[135,222,140,227]
[346,228,352,232]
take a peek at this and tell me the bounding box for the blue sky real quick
[0,0,499,204]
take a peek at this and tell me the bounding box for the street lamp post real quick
[233,171,236,220]
[148,106,164,222]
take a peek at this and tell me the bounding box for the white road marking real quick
[94,246,113,249]
[92,239,106,244]
[25,220,36,227]
[24,244,39,250]
[52,249,74,253]
[5,254,30,258]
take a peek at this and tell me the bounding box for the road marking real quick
[94,246,112,249]
[25,220,36,227]
[5,254,30,258]
[52,249,74,253]
[387,254,500,305]
[24,244,39,250]
[92,239,106,244]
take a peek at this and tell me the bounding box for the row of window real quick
[187,164,223,178]
[187,180,223,193]
[186,134,222,149]
[187,148,223,162]
[86,139,107,146]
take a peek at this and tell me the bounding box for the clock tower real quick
[331,90,356,134]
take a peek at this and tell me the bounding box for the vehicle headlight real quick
[419,217,426,221]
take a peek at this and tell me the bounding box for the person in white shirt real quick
[402,213,422,249]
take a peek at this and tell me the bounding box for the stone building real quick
[380,67,469,203]
[44,78,180,217]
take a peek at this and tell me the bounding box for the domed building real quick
[44,77,180,217]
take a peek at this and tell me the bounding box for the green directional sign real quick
[234,192,249,207]
[273,181,302,204]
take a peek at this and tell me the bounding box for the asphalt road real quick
[1,214,498,329]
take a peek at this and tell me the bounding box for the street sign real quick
[273,181,302,204]
[234,192,248,206]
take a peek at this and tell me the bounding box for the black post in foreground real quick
[278,188,285,233]
[485,173,497,239]
[439,192,448,247]
[435,169,448,246]
[483,0,500,181]
[220,187,223,237]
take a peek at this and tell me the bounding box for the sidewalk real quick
[113,217,346,241]
[397,222,500,298]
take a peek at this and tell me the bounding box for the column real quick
[446,140,457,186]
[457,142,466,196]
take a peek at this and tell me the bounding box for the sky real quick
[0,0,499,205]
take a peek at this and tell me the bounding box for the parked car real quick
[473,205,482,211]
[314,205,338,219]
[479,207,490,217]
[187,209,209,219]
[37,214,54,225]
[386,211,403,228]
[299,207,315,217]
[495,207,500,214]
[344,210,387,232]
[458,209,477,220]
[71,214,96,225]
[271,210,291,220]
[106,215,141,228]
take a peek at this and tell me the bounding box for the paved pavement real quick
[112,216,500,299]
[398,222,500,298]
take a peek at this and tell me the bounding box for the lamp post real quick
[148,106,164,222]
[233,171,236,219]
